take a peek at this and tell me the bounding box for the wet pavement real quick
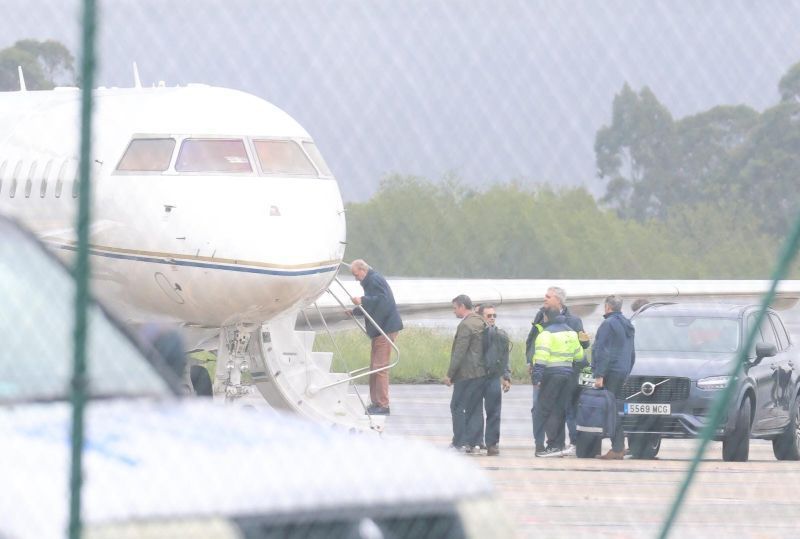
[384,384,800,538]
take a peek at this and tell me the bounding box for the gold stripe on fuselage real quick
[50,239,341,271]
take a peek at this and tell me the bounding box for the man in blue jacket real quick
[351,259,403,415]
[592,295,636,460]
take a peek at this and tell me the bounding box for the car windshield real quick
[0,220,172,403]
[634,316,740,353]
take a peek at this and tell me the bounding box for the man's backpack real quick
[482,325,509,377]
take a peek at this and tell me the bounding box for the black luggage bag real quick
[575,387,617,458]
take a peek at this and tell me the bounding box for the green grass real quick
[314,328,532,384]
[191,328,535,385]
[188,349,218,383]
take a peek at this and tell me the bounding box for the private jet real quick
[0,76,389,430]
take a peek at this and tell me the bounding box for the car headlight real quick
[697,376,732,390]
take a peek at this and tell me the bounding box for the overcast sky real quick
[3,0,800,201]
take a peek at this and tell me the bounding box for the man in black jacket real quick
[478,304,511,456]
[593,295,636,459]
[351,259,403,415]
[525,286,590,455]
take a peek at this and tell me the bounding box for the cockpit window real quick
[302,141,332,176]
[176,138,252,173]
[116,138,175,172]
[254,140,317,176]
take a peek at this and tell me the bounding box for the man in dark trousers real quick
[532,308,586,457]
[445,294,487,452]
[478,304,511,456]
[350,259,403,415]
[593,295,636,460]
[525,286,590,455]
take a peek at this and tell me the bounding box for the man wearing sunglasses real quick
[477,304,511,456]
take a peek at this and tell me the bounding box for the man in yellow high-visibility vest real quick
[532,308,587,457]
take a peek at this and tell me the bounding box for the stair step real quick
[250,315,386,433]
[310,351,333,372]
[295,330,316,353]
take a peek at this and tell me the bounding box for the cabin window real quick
[40,159,53,198]
[175,139,251,173]
[9,161,22,198]
[253,140,316,176]
[56,160,68,198]
[116,138,176,172]
[24,162,37,198]
[302,141,332,176]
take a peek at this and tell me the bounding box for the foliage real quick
[345,176,791,278]
[0,39,75,91]
[595,64,800,239]
[315,328,531,384]
[725,101,800,236]
[779,60,800,103]
[594,84,677,220]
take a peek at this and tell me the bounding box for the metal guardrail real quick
[308,300,369,412]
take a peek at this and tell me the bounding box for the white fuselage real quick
[0,85,347,327]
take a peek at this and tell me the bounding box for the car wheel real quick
[722,397,751,462]
[629,433,661,459]
[772,395,800,461]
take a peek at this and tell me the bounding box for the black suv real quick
[622,303,799,462]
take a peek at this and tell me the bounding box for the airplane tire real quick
[190,365,213,397]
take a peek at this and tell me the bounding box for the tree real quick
[595,64,800,240]
[671,105,759,206]
[343,175,789,279]
[726,101,800,236]
[0,39,75,91]
[778,61,800,103]
[664,201,777,278]
[595,84,677,220]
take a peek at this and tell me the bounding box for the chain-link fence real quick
[2,1,800,538]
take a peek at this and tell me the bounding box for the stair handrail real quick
[311,301,369,411]
[307,273,400,393]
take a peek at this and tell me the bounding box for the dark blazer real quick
[357,269,403,339]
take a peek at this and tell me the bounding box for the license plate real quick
[624,403,671,415]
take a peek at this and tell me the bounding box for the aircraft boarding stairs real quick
[214,277,397,433]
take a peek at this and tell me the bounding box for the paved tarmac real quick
[381,384,800,539]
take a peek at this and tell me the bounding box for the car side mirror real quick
[755,342,777,360]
